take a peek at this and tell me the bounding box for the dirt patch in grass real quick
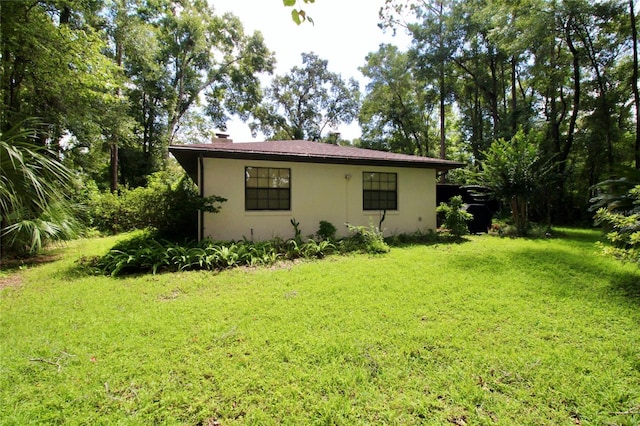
[1,254,61,269]
[0,254,61,289]
[0,274,22,289]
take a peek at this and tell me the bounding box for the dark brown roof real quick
[170,140,464,182]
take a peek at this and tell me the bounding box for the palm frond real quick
[1,122,79,255]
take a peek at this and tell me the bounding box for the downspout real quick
[344,173,352,226]
[379,209,387,230]
[198,153,204,242]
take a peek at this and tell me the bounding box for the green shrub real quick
[316,220,337,241]
[436,195,473,239]
[91,232,338,276]
[290,218,302,245]
[302,239,336,258]
[1,124,81,256]
[86,171,226,240]
[385,229,439,246]
[91,219,398,276]
[92,231,169,275]
[477,129,553,236]
[489,219,553,239]
[594,185,640,265]
[341,224,390,254]
[86,189,136,233]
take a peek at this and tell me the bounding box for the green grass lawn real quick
[1,229,639,425]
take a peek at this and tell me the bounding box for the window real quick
[245,167,290,210]
[363,172,397,210]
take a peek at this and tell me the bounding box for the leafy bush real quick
[489,220,552,239]
[594,185,640,265]
[385,229,439,246]
[590,171,640,214]
[91,232,338,276]
[436,195,473,239]
[316,220,337,241]
[301,239,335,258]
[477,129,552,236]
[340,224,390,254]
[91,220,397,277]
[590,172,640,266]
[290,218,302,244]
[86,171,226,240]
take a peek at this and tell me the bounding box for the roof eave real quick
[169,146,465,183]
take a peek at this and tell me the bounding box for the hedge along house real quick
[169,138,464,241]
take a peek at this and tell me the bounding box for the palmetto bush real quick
[0,124,80,256]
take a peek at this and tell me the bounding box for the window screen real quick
[363,171,397,211]
[245,167,291,210]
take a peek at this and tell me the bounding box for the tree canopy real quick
[374,0,638,223]
[250,52,360,141]
[0,0,275,254]
[0,0,638,255]
[0,0,275,189]
[359,44,437,156]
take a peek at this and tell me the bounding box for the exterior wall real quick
[201,157,438,241]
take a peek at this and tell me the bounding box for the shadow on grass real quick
[487,226,604,243]
[60,257,109,279]
[608,270,640,301]
[551,228,639,302]
[385,234,472,248]
[446,228,639,306]
[505,247,639,306]
[550,227,606,244]
[1,248,67,289]
[59,256,180,280]
[0,250,64,274]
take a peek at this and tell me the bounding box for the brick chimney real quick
[212,132,232,143]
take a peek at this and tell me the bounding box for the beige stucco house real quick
[169,139,463,241]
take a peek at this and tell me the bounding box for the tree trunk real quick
[630,0,639,169]
[110,141,119,193]
[486,45,501,138]
[511,195,528,236]
[564,18,580,166]
[110,38,123,193]
[438,0,446,183]
[511,56,517,134]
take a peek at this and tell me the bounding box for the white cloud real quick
[210,0,410,141]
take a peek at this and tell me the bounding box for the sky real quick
[210,0,411,141]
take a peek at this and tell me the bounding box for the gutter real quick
[198,153,204,242]
[169,146,464,172]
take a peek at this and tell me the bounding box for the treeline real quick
[0,0,361,256]
[367,0,638,223]
[0,0,638,258]
[1,0,274,192]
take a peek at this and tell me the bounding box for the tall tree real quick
[359,44,438,156]
[250,52,360,141]
[0,0,118,146]
[379,0,637,223]
[382,0,458,162]
[102,0,139,193]
[630,0,640,169]
[110,0,275,185]
[479,129,551,236]
[158,1,275,145]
